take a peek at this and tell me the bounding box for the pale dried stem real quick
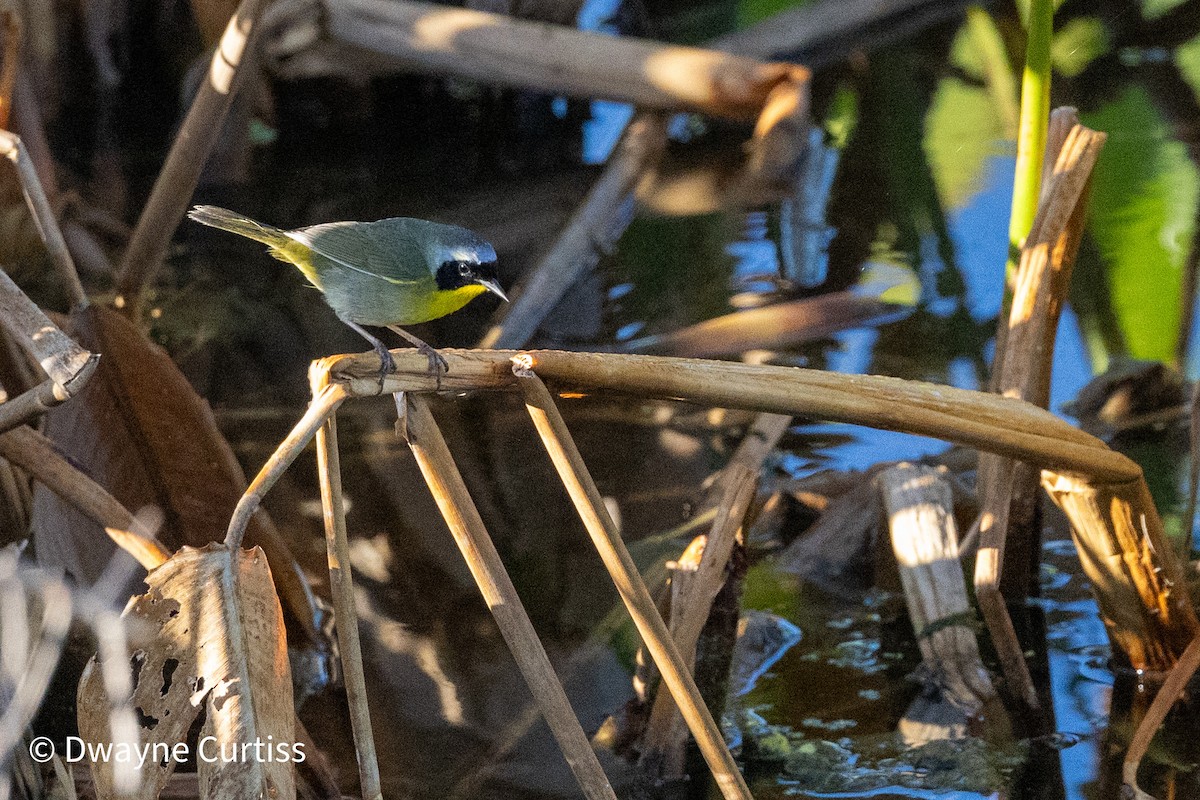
[640,464,756,781]
[320,348,1135,482]
[329,0,805,120]
[0,378,69,434]
[478,113,669,350]
[310,370,381,800]
[515,366,753,800]
[881,464,995,708]
[0,267,95,389]
[1041,474,1199,670]
[0,130,87,308]
[224,381,349,549]
[974,121,1105,710]
[1122,635,1200,800]
[116,0,268,312]
[403,394,618,800]
[0,425,169,569]
[0,572,72,776]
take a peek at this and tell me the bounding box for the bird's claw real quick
[374,343,397,389]
[417,344,449,389]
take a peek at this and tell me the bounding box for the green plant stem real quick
[1008,0,1054,281]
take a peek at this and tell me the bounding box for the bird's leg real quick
[386,325,448,389]
[345,321,395,387]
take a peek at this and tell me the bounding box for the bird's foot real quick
[373,341,397,388]
[417,343,449,389]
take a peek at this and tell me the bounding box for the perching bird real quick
[187,205,507,380]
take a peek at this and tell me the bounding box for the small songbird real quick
[187,205,507,379]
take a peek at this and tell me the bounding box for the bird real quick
[187,205,507,382]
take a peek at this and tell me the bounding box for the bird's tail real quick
[188,205,290,248]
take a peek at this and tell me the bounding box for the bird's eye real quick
[458,262,472,276]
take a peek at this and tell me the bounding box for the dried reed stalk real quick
[0,425,169,569]
[1042,475,1199,670]
[881,464,995,709]
[640,464,756,781]
[328,0,806,120]
[974,120,1104,709]
[225,381,350,549]
[515,365,753,800]
[0,269,98,432]
[1122,634,1200,800]
[479,113,669,350]
[320,348,1136,483]
[403,394,619,800]
[0,130,87,307]
[311,368,382,800]
[116,0,268,313]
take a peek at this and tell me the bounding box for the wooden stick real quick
[116,0,268,313]
[1122,635,1200,800]
[1042,474,1199,670]
[403,395,618,800]
[328,0,805,120]
[0,425,170,570]
[0,267,96,390]
[513,364,753,800]
[224,381,349,549]
[880,464,995,707]
[321,348,1137,484]
[0,378,72,434]
[641,464,756,781]
[974,121,1106,711]
[0,130,87,308]
[310,371,382,800]
[478,113,669,350]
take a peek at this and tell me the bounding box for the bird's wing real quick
[288,220,428,285]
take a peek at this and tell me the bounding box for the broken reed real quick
[315,347,1198,675]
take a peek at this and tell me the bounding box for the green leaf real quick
[1082,85,1199,363]
[924,20,1010,210]
[925,77,1007,210]
[1051,17,1110,78]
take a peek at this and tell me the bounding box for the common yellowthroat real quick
[187,205,507,379]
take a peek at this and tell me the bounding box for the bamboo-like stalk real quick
[0,130,87,308]
[881,464,995,707]
[975,122,1105,709]
[403,395,618,800]
[0,267,96,390]
[514,364,753,800]
[1123,635,1200,800]
[0,379,68,433]
[1042,474,1199,670]
[328,0,805,121]
[641,464,756,781]
[225,381,350,549]
[115,0,267,313]
[0,425,170,569]
[478,113,669,350]
[321,348,1136,483]
[311,371,382,800]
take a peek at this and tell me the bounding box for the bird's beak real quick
[477,278,509,302]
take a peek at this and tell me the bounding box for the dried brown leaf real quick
[78,544,295,800]
[30,305,319,642]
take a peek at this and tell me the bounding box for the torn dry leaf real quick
[78,544,295,800]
